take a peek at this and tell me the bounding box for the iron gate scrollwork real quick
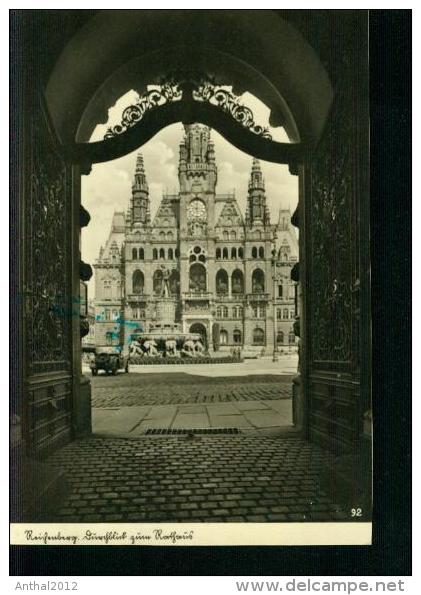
[309,81,355,367]
[25,102,73,374]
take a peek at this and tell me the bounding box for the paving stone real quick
[172,413,210,429]
[93,406,153,434]
[243,411,290,428]
[209,415,254,429]
[46,435,347,523]
[177,405,207,414]
[232,402,270,411]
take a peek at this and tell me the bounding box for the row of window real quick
[219,230,266,241]
[216,247,245,259]
[251,328,296,346]
[277,308,296,320]
[97,309,120,321]
[129,267,267,296]
[215,246,269,260]
[131,247,180,261]
[216,306,295,320]
[216,306,244,319]
[219,328,295,345]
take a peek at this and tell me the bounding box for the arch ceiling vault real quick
[45,10,333,165]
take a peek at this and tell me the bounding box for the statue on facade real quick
[161,266,171,298]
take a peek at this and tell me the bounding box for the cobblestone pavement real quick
[91,373,293,408]
[47,436,349,523]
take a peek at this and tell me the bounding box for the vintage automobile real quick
[89,347,129,376]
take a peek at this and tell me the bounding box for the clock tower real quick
[179,124,217,235]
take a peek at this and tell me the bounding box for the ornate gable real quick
[216,199,244,228]
[152,197,179,229]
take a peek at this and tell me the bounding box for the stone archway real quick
[17,11,371,472]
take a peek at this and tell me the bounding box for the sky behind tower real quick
[82,90,299,292]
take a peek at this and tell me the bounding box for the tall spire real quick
[178,124,217,194]
[247,158,270,226]
[248,158,265,192]
[130,152,150,225]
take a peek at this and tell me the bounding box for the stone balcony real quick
[127,293,149,302]
[182,291,213,300]
[246,292,270,303]
[216,293,246,302]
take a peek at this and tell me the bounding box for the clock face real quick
[188,199,207,222]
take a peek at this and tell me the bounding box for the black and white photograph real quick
[11,8,408,560]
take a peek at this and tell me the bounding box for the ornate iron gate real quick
[22,94,76,457]
[303,26,370,454]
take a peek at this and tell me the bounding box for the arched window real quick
[277,308,282,320]
[223,230,229,240]
[252,247,258,258]
[167,231,173,240]
[238,247,244,259]
[216,307,222,318]
[253,328,265,345]
[277,330,284,345]
[159,248,165,260]
[175,248,179,258]
[230,230,237,240]
[153,248,158,260]
[232,269,244,294]
[139,247,144,260]
[169,270,179,296]
[159,231,166,240]
[231,247,237,259]
[233,330,242,344]
[168,248,174,260]
[106,331,113,346]
[132,247,137,260]
[259,246,264,258]
[220,329,228,345]
[222,247,228,259]
[132,270,144,294]
[103,279,111,298]
[223,306,229,318]
[139,309,146,319]
[283,308,289,319]
[189,263,207,293]
[216,248,221,259]
[289,331,296,344]
[216,269,228,295]
[252,269,265,293]
[153,269,163,296]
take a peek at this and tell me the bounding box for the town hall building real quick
[92,124,298,355]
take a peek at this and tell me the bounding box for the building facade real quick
[93,124,298,355]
